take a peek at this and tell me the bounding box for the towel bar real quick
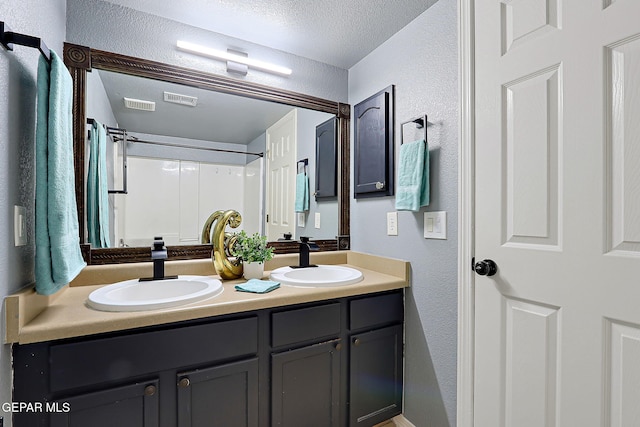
[0,21,51,62]
[400,114,429,145]
[297,158,308,174]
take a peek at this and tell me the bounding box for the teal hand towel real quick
[35,51,86,295]
[87,121,111,248]
[294,172,309,212]
[395,139,429,211]
[235,279,280,293]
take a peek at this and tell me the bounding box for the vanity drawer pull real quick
[178,377,190,388]
[353,338,361,346]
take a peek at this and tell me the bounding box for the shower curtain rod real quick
[111,135,264,158]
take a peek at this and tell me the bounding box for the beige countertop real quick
[5,251,409,344]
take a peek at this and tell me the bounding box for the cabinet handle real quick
[353,338,361,346]
[144,385,157,396]
[178,377,191,388]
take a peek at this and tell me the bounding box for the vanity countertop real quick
[5,251,409,344]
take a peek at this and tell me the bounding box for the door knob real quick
[474,259,497,276]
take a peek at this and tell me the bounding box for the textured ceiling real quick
[98,0,439,69]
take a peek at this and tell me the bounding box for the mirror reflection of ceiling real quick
[98,70,294,144]
[98,0,440,69]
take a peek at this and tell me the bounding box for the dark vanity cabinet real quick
[14,317,259,427]
[177,358,259,427]
[12,291,403,427]
[349,293,404,426]
[271,303,342,426]
[50,381,160,427]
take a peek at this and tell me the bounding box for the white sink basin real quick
[269,265,363,287]
[87,275,223,312]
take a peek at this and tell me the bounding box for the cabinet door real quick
[349,325,403,426]
[272,340,341,427]
[50,380,159,427]
[353,85,394,198]
[315,117,337,199]
[177,358,258,427]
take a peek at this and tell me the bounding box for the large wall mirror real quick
[64,43,351,264]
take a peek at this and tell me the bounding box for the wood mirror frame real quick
[63,43,351,265]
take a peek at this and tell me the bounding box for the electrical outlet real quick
[14,205,27,246]
[424,211,447,239]
[386,212,398,236]
[314,212,321,229]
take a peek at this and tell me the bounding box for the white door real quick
[266,109,297,241]
[474,1,640,426]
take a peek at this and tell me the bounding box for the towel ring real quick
[400,114,429,145]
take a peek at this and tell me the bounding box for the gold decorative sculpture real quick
[201,210,243,280]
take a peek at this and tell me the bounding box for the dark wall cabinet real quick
[13,290,403,427]
[315,117,338,200]
[353,86,394,198]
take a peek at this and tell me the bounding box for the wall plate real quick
[424,211,446,239]
[297,212,306,227]
[314,212,321,229]
[14,205,26,246]
[387,212,398,236]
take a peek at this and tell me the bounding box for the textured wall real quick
[0,1,67,425]
[66,0,348,102]
[348,0,458,425]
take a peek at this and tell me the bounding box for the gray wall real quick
[66,0,348,102]
[348,0,458,425]
[0,1,68,424]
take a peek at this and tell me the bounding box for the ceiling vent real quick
[124,97,156,111]
[163,91,198,107]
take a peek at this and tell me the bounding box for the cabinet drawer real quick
[272,303,341,347]
[350,292,403,331]
[49,316,258,393]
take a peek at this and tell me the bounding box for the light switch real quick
[387,212,398,236]
[14,205,27,246]
[314,212,321,229]
[297,212,306,227]
[424,211,447,239]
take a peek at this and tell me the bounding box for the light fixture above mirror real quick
[177,40,293,76]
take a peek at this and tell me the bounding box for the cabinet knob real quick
[335,342,342,351]
[353,338,361,346]
[178,377,190,388]
[144,385,157,396]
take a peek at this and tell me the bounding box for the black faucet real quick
[140,237,177,281]
[292,237,319,268]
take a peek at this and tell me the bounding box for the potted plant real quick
[231,230,275,279]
